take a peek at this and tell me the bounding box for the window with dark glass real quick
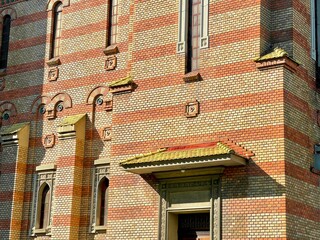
[0,15,11,69]
[51,3,63,59]
[186,0,201,73]
[96,177,109,226]
[177,0,209,75]
[37,183,50,230]
[108,0,119,46]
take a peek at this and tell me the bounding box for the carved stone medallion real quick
[185,100,199,117]
[42,134,55,148]
[101,126,112,141]
[105,55,117,71]
[48,67,59,81]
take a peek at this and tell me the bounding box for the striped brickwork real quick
[0,0,319,239]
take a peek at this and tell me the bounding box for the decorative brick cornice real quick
[255,57,299,72]
[109,76,135,94]
[255,48,299,72]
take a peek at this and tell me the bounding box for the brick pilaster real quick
[51,114,86,240]
[0,122,30,240]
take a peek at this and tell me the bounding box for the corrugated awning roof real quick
[120,138,254,174]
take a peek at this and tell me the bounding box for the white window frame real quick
[90,160,110,233]
[30,164,56,236]
[177,0,209,53]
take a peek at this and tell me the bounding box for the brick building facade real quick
[0,0,319,239]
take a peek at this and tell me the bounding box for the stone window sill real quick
[46,57,61,67]
[183,71,201,82]
[33,228,51,236]
[103,45,119,55]
[93,225,107,233]
[311,166,320,175]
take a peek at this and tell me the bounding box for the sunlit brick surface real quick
[0,0,319,239]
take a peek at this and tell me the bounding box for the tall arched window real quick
[0,15,11,69]
[37,183,50,230]
[51,2,63,59]
[96,177,109,226]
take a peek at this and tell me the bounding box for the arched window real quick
[96,177,109,226]
[108,0,118,46]
[0,15,11,69]
[37,183,50,230]
[51,2,63,59]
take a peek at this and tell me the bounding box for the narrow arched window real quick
[0,15,11,69]
[96,177,109,226]
[108,0,118,46]
[38,183,50,229]
[51,2,63,58]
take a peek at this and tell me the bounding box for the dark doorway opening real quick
[178,213,210,240]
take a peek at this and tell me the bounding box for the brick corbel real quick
[255,56,299,72]
[109,76,135,94]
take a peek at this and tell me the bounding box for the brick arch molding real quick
[0,8,17,22]
[0,101,17,116]
[30,95,51,114]
[86,86,109,105]
[46,0,70,11]
[50,92,72,110]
